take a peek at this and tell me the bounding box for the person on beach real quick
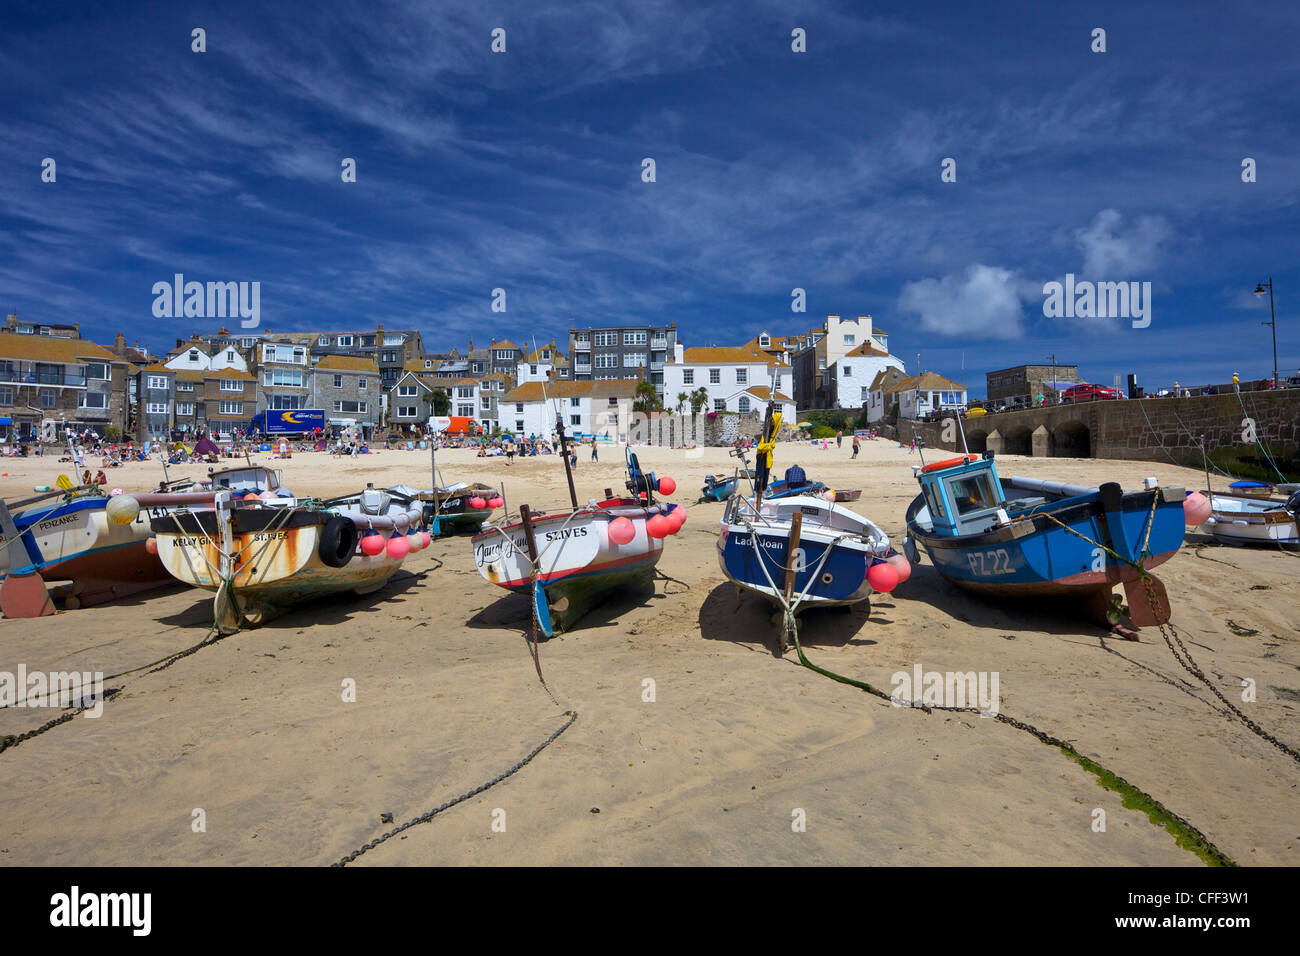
[1232,371,1240,392]
[591,439,598,461]
[504,436,515,464]
[851,433,860,459]
[836,430,843,449]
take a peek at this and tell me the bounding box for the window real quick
[947,473,998,516]
[842,365,852,378]
[176,381,194,392]
[219,401,243,415]
[843,335,855,345]
[398,406,417,418]
[263,369,306,387]
[262,344,307,365]
[515,420,524,431]
[397,385,418,397]
[571,415,581,426]
[738,396,750,414]
[735,368,747,384]
[361,336,375,347]
[0,387,10,405]
[79,392,107,409]
[624,353,648,368]
[318,337,331,346]
[85,363,109,380]
[333,374,343,388]
[570,397,580,407]
[270,395,302,410]
[481,396,491,408]
[682,370,694,384]
[226,350,236,362]
[333,401,368,414]
[147,402,168,415]
[380,351,398,363]
[456,387,473,399]
[623,331,647,345]
[424,359,432,369]
[818,359,826,370]
[530,365,538,375]
[713,399,725,411]
[358,377,367,390]
[758,334,770,347]
[189,349,199,362]
[861,387,870,402]
[540,349,551,360]
[515,403,524,413]
[177,403,194,416]
[594,331,617,347]
[709,368,720,384]
[457,404,474,417]
[219,379,243,392]
[39,389,55,407]
[594,354,618,369]
[574,332,590,343]
[148,375,168,390]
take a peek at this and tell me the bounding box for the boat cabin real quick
[914,454,1010,537]
[208,465,284,495]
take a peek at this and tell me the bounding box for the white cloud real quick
[896,265,1026,339]
[1074,208,1170,277]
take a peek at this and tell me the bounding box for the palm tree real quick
[689,386,710,416]
[676,391,689,417]
[633,380,660,414]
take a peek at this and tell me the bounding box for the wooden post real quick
[519,504,546,676]
[783,510,803,606]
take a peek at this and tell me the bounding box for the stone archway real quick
[1002,426,1033,456]
[966,428,988,453]
[1052,420,1092,458]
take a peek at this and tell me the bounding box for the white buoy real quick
[105,494,141,526]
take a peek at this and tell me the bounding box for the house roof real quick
[203,369,254,381]
[675,345,789,367]
[0,336,126,365]
[490,340,522,353]
[868,367,908,391]
[315,355,379,372]
[450,377,481,387]
[843,343,892,358]
[742,385,793,402]
[889,372,967,393]
[174,369,204,382]
[525,343,564,362]
[503,378,641,403]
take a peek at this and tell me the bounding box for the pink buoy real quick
[866,561,900,593]
[885,553,912,583]
[420,531,432,549]
[646,514,671,538]
[470,496,486,509]
[145,536,158,555]
[657,476,676,495]
[488,497,503,509]
[608,516,636,545]
[244,492,260,501]
[1183,491,1213,525]
[386,534,410,560]
[110,488,123,496]
[822,490,836,502]
[361,532,385,556]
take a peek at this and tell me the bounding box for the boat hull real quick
[472,503,667,631]
[1200,493,1299,546]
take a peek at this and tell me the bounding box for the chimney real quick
[674,342,684,363]
[114,332,125,352]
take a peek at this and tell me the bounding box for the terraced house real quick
[310,355,380,436]
[0,333,133,441]
[200,369,256,436]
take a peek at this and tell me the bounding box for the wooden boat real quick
[472,435,681,634]
[701,473,739,502]
[414,482,500,533]
[834,489,862,502]
[903,452,1187,631]
[0,485,184,616]
[150,485,425,633]
[762,465,828,500]
[716,410,898,653]
[1196,484,1299,547]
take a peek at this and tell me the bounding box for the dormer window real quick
[758,334,770,348]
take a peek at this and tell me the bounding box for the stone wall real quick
[901,390,1300,465]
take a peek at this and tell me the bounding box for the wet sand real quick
[1,439,1297,865]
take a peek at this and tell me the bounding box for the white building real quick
[832,342,906,410]
[662,344,795,420]
[865,367,910,423]
[501,379,639,440]
[890,372,968,419]
[515,340,564,385]
[161,337,249,373]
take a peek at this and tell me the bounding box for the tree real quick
[689,386,710,415]
[633,380,660,414]
[429,388,451,416]
[676,391,689,416]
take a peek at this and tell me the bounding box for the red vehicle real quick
[1061,383,1123,404]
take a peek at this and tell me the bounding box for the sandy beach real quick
[1,438,1296,866]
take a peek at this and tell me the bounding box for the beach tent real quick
[193,436,220,457]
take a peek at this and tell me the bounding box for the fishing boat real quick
[1194,482,1300,547]
[701,473,739,502]
[717,410,900,653]
[471,425,682,635]
[762,465,828,500]
[834,489,863,503]
[414,482,501,533]
[903,451,1188,632]
[150,485,426,634]
[0,483,192,616]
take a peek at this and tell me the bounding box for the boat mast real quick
[535,338,579,510]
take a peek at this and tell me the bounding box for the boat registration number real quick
[966,548,1013,575]
[249,531,290,542]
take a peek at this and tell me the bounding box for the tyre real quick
[319,515,358,568]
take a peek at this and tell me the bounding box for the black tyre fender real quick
[319,514,359,568]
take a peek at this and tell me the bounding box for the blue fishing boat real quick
[903,452,1186,631]
[701,473,738,502]
[717,410,900,653]
[762,465,828,500]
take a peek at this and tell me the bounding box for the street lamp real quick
[1253,279,1278,388]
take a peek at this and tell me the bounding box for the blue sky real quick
[2,0,1296,397]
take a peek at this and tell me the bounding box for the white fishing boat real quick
[1197,485,1300,547]
[150,485,427,633]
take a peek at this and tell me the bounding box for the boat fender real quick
[920,455,977,473]
[319,515,359,568]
